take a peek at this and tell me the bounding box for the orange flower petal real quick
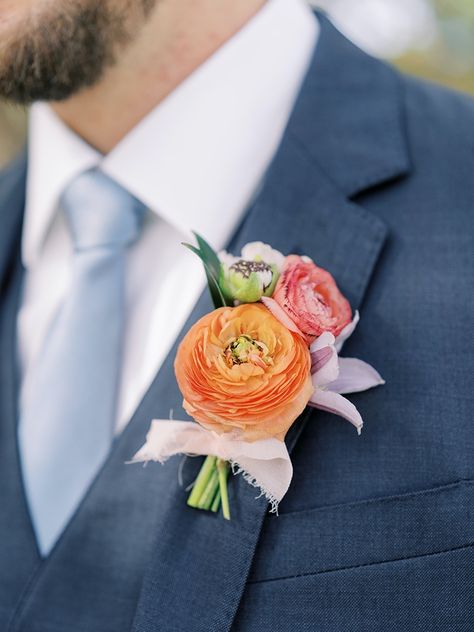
[175,304,312,442]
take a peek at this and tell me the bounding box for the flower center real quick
[224,334,272,369]
[230,259,273,290]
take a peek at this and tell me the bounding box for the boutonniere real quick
[132,235,384,519]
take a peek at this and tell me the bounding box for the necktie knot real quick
[60,168,145,251]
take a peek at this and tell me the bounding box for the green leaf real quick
[205,268,229,309]
[193,232,222,280]
[182,242,230,309]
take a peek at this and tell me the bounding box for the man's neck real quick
[51,0,266,155]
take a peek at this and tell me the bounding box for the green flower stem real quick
[187,455,216,509]
[197,468,220,510]
[210,488,221,513]
[217,459,231,520]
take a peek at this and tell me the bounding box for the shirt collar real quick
[24,0,318,268]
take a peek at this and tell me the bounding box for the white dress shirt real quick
[19,0,319,434]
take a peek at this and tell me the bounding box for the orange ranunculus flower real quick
[175,303,313,442]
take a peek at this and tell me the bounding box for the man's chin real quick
[0,0,154,105]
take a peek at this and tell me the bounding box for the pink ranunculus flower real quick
[258,301,385,434]
[272,255,352,344]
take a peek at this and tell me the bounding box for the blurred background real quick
[0,0,473,167]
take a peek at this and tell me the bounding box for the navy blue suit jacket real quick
[0,15,473,632]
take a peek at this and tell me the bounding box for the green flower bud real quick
[220,259,280,303]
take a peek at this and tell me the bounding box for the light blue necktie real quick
[19,168,145,556]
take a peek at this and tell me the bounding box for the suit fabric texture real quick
[0,14,473,632]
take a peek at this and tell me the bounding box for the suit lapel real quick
[0,152,42,597]
[131,16,411,632]
[0,152,26,290]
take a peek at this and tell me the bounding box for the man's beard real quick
[0,0,156,104]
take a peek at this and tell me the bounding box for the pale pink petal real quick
[261,297,304,337]
[218,250,238,266]
[335,310,360,352]
[308,389,363,434]
[310,332,339,384]
[310,346,333,373]
[328,357,385,394]
[309,331,336,352]
[311,349,339,387]
[241,242,285,271]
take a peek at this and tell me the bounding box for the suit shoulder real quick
[398,72,474,140]
[0,150,27,182]
[388,71,474,194]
